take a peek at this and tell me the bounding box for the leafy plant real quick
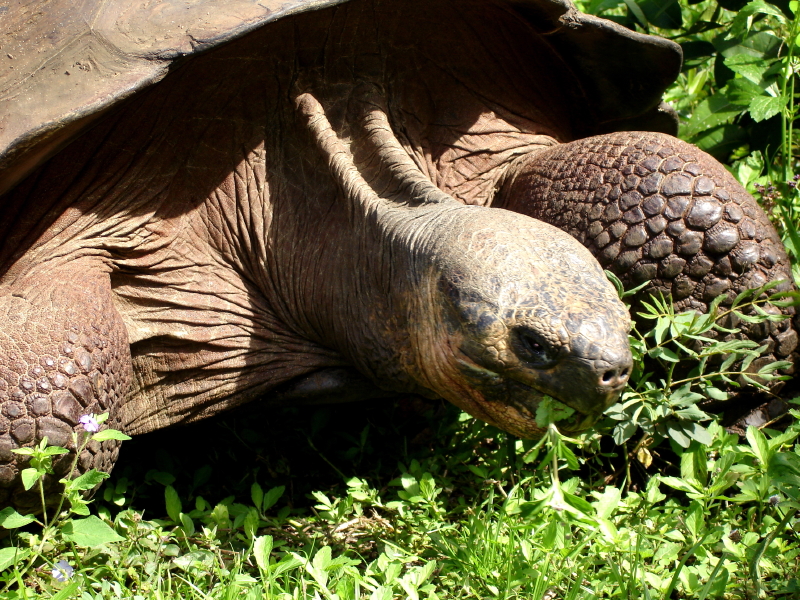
[0,413,130,594]
[604,273,796,453]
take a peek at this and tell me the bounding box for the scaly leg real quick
[0,259,131,510]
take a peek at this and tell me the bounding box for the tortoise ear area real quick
[437,274,498,318]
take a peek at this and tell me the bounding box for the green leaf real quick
[40,446,69,457]
[536,396,575,427]
[653,540,682,563]
[729,0,787,36]
[637,0,682,28]
[660,476,698,494]
[726,77,767,107]
[50,579,81,600]
[704,386,729,401]
[251,483,264,511]
[180,513,196,537]
[646,476,667,504]
[593,486,622,519]
[769,289,800,306]
[61,515,124,547]
[69,501,91,517]
[584,0,626,13]
[720,351,739,372]
[0,546,30,572]
[638,299,660,317]
[312,489,333,507]
[313,545,332,572]
[724,54,773,85]
[733,310,768,324]
[605,269,624,297]
[758,360,793,374]
[671,383,701,405]
[20,468,42,491]
[686,422,713,446]
[683,94,742,138]
[562,491,596,517]
[173,550,215,572]
[649,346,680,362]
[715,31,782,61]
[91,429,131,442]
[666,422,692,448]
[749,95,786,122]
[613,420,639,445]
[686,501,705,539]
[66,470,109,492]
[622,0,649,28]
[675,405,709,421]
[654,317,670,346]
[272,554,303,576]
[746,426,772,466]
[0,507,37,529]
[560,441,580,471]
[254,535,274,572]
[243,508,259,539]
[10,447,34,456]
[691,123,748,159]
[165,485,182,523]
[681,448,708,486]
[262,486,285,512]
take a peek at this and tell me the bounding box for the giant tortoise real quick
[0,0,795,509]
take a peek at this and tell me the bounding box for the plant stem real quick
[781,11,800,183]
[669,370,776,388]
[38,479,48,530]
[749,504,797,596]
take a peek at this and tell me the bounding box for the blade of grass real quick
[662,532,709,600]
[698,554,729,600]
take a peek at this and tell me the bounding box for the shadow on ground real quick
[105,397,450,518]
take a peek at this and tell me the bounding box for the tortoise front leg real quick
[496,131,798,368]
[0,260,131,511]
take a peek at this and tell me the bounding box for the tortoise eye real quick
[515,328,552,365]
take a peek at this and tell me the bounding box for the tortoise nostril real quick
[601,366,630,386]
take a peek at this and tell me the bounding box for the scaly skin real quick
[0,260,130,509]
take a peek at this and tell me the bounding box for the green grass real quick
[1,387,799,598]
[2,0,800,597]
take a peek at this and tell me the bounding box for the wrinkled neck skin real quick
[0,0,623,435]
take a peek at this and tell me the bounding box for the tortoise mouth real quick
[454,351,599,435]
[504,377,600,434]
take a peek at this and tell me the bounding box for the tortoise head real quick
[403,206,632,438]
[296,91,631,438]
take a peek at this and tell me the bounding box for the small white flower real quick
[79,414,99,433]
[51,559,74,582]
